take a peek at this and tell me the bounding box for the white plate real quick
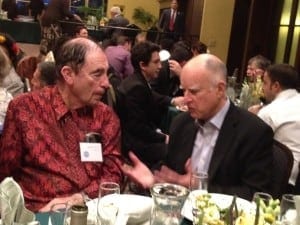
[86,194,153,225]
[181,191,255,221]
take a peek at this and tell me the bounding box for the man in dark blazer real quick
[158,0,185,41]
[117,41,184,169]
[122,53,274,200]
[103,6,129,45]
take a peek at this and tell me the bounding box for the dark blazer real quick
[117,72,171,154]
[165,102,274,200]
[104,15,129,39]
[159,8,185,40]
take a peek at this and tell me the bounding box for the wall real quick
[106,0,160,28]
[200,0,235,62]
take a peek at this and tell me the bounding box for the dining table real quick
[35,212,192,225]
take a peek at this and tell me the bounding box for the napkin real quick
[295,195,300,225]
[0,177,35,225]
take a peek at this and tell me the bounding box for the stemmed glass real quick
[97,182,120,225]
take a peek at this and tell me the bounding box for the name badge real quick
[80,142,103,162]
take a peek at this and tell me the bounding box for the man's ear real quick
[273,81,282,93]
[60,66,74,85]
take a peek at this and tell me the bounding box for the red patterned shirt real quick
[0,86,124,212]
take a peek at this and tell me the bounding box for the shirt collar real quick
[195,98,230,130]
[275,89,298,101]
[52,86,93,122]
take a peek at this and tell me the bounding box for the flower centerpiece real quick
[238,76,264,109]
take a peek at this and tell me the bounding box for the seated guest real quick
[31,61,57,91]
[0,33,24,96]
[0,46,13,133]
[0,38,124,212]
[249,63,300,192]
[122,53,274,200]
[74,25,89,38]
[117,41,184,168]
[239,55,271,109]
[191,41,208,56]
[105,35,134,80]
[151,41,193,97]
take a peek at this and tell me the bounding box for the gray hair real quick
[110,6,121,15]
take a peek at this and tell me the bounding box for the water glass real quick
[189,172,208,191]
[97,182,120,225]
[280,194,297,225]
[252,192,272,205]
[50,203,70,225]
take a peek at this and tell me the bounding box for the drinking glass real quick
[50,203,70,225]
[189,172,208,225]
[252,192,272,205]
[189,172,208,191]
[280,194,297,225]
[97,182,120,225]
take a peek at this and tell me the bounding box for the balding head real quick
[182,53,227,85]
[180,54,228,120]
[55,38,105,78]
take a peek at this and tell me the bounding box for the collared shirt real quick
[0,86,123,212]
[105,45,134,79]
[0,87,13,132]
[191,99,230,173]
[258,89,300,185]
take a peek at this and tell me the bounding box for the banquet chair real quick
[270,140,294,199]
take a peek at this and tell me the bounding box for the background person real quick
[31,61,57,91]
[39,0,82,57]
[28,0,45,21]
[249,63,300,193]
[158,0,185,42]
[0,38,124,212]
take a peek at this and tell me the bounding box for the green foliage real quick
[132,7,157,29]
[77,6,103,20]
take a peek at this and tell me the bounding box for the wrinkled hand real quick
[153,158,192,187]
[38,193,84,212]
[169,60,182,76]
[121,152,154,189]
[172,96,186,108]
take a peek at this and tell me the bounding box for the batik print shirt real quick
[0,86,123,212]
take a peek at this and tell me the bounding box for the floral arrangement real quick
[193,194,280,225]
[238,76,264,109]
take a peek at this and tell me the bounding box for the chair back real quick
[271,140,294,199]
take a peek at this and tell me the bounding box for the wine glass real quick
[97,182,120,225]
[280,194,297,225]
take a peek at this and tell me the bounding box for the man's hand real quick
[121,152,154,189]
[169,60,182,76]
[153,158,192,187]
[38,193,84,212]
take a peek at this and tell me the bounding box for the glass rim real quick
[281,194,295,202]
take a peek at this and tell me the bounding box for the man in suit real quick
[158,0,185,41]
[117,41,184,169]
[103,6,130,47]
[122,54,274,200]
